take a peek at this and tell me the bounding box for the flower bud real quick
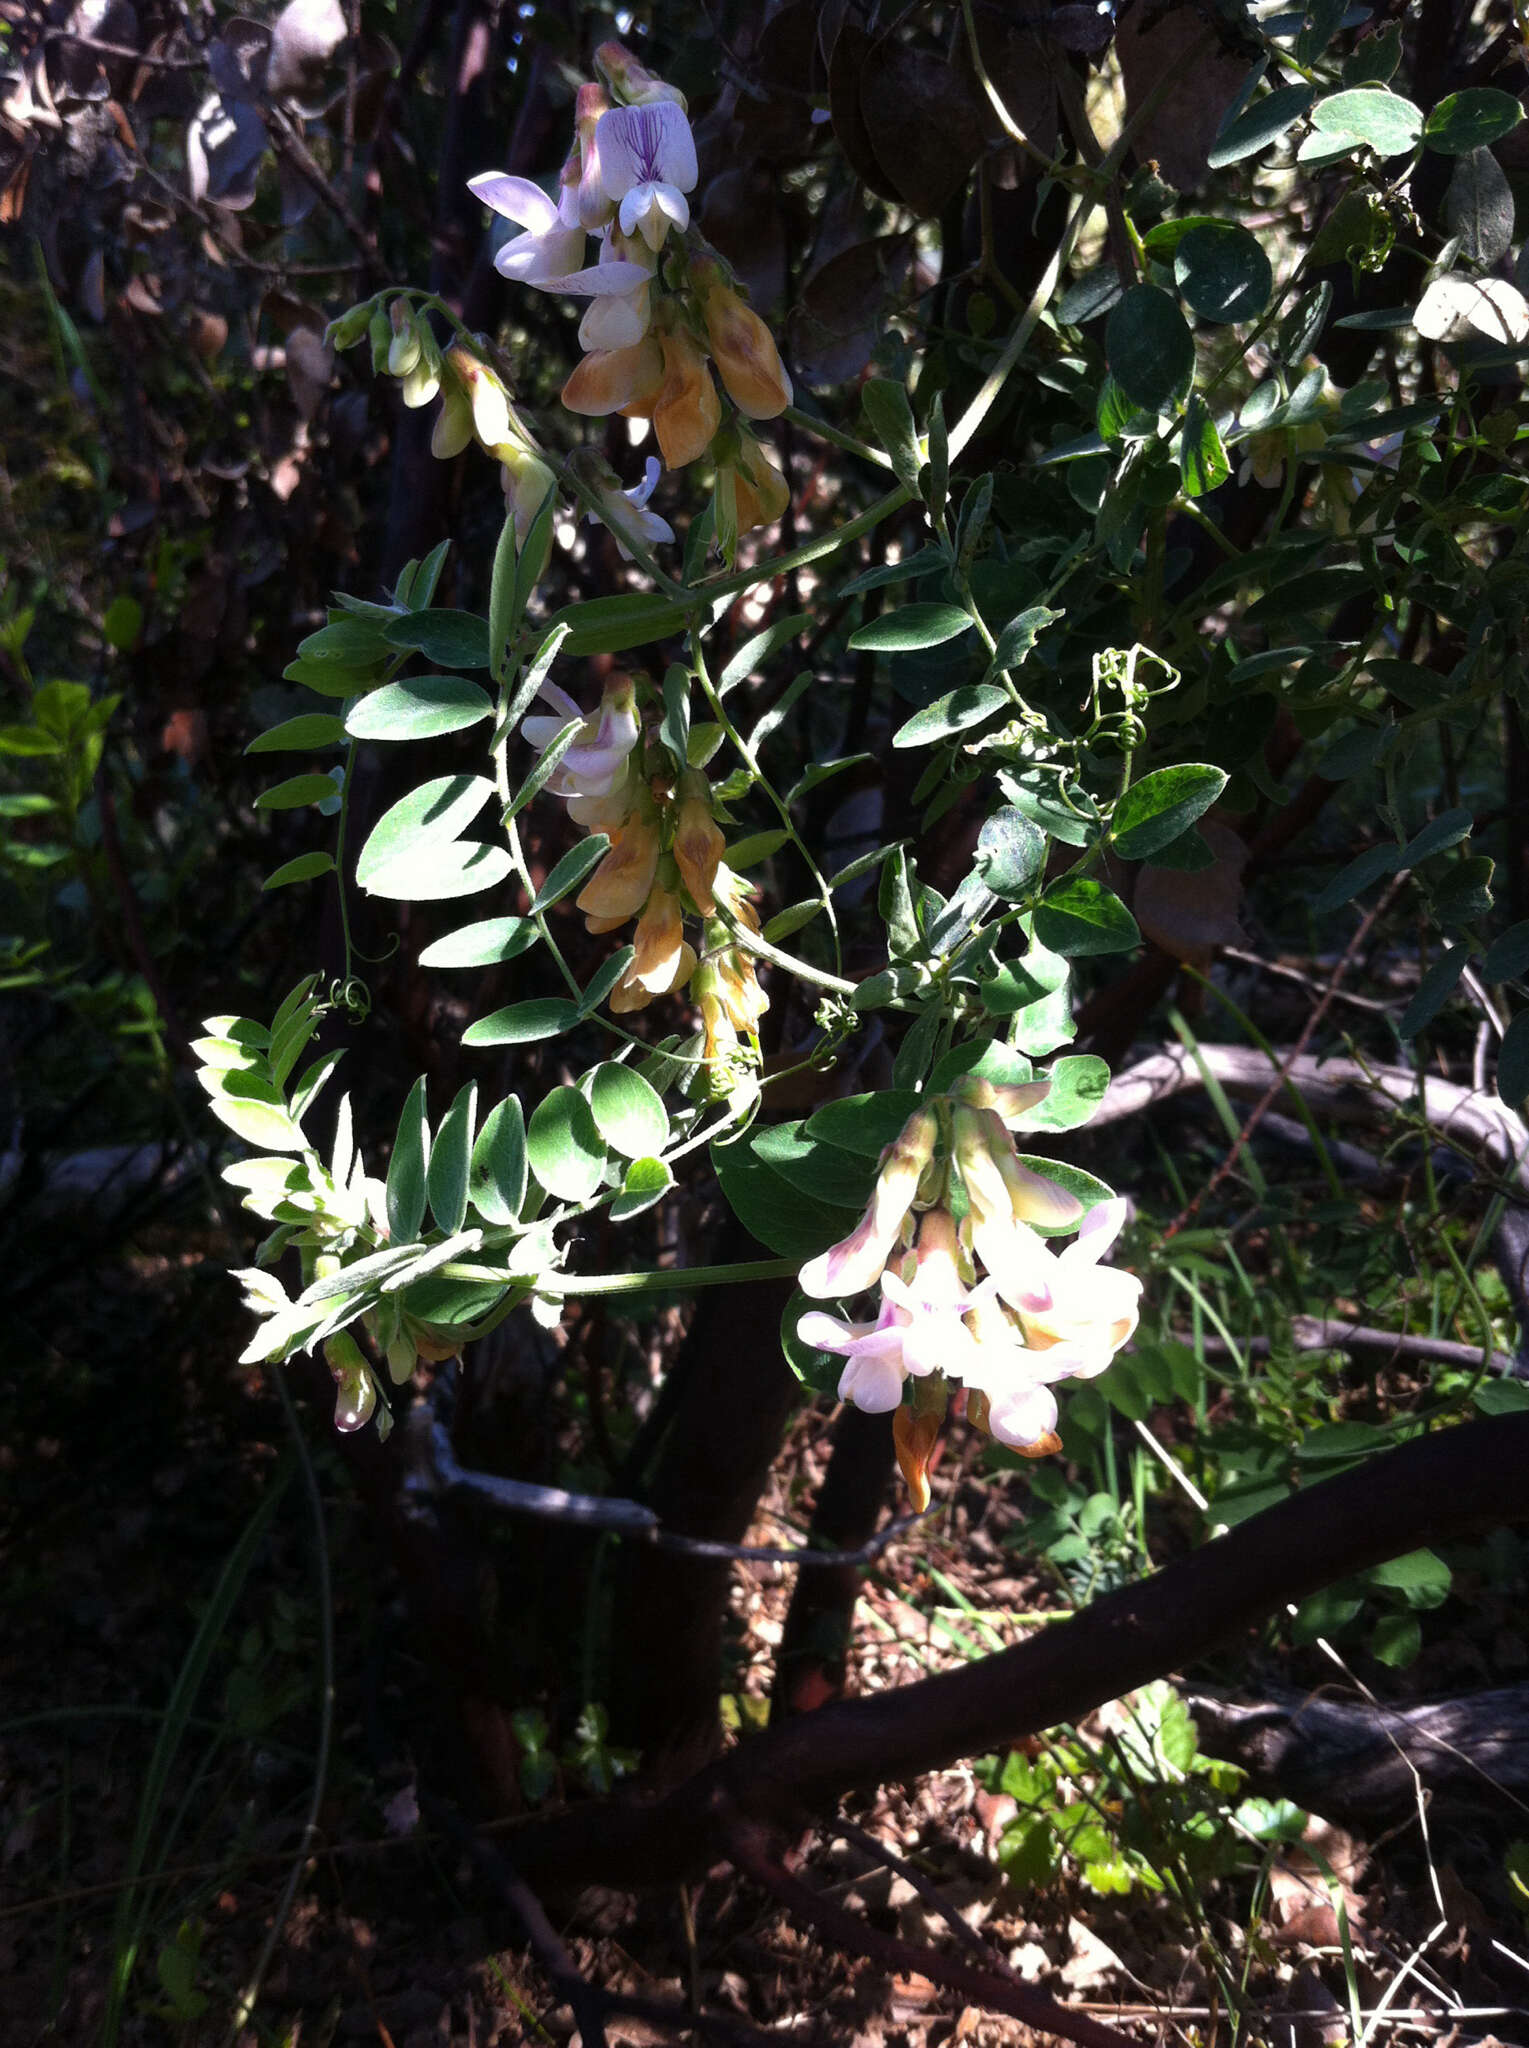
[573,81,617,229]
[595,39,687,109]
[431,385,473,460]
[798,1108,938,1299]
[368,304,392,373]
[892,1402,942,1513]
[326,299,374,352]
[400,358,441,409]
[324,1331,377,1433]
[446,346,514,448]
[387,298,421,377]
[652,329,720,469]
[496,445,557,572]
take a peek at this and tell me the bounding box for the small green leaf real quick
[420,916,539,969]
[805,1090,919,1156]
[1112,764,1227,861]
[247,714,347,754]
[1020,1054,1110,1132]
[1369,1613,1421,1668]
[1399,945,1470,1039]
[382,609,492,669]
[892,684,1008,749]
[532,835,612,912]
[711,1140,859,1260]
[543,591,690,657]
[345,674,493,740]
[428,1082,477,1234]
[1105,286,1195,413]
[1423,88,1524,156]
[848,604,972,654]
[974,806,1046,899]
[387,1077,431,1242]
[763,899,824,943]
[611,1154,674,1220]
[1308,87,1423,158]
[861,378,923,494]
[1173,224,1272,324]
[362,840,513,901]
[469,1095,528,1224]
[526,1085,607,1203]
[264,851,337,891]
[463,999,580,1047]
[727,828,791,868]
[1207,85,1314,168]
[1179,395,1230,498]
[356,774,496,886]
[578,944,637,1018]
[588,1063,669,1158]
[256,773,339,811]
[1483,922,1529,984]
[1499,1007,1529,1111]
[987,604,1063,677]
[1034,880,1140,957]
[719,613,811,696]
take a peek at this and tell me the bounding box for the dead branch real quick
[505,1412,1529,1892]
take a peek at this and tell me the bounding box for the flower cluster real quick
[522,673,766,1052]
[797,1079,1141,1507]
[468,41,792,560]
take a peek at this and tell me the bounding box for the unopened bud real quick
[595,39,687,108]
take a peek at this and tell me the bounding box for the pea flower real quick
[522,675,640,802]
[594,100,698,252]
[576,453,675,561]
[877,1210,982,1380]
[796,1294,919,1415]
[651,328,722,469]
[576,808,662,923]
[467,171,587,285]
[672,770,725,913]
[798,1108,938,1299]
[610,885,696,1013]
[986,1197,1142,1377]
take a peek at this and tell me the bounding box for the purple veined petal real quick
[532,258,656,298]
[467,171,561,231]
[534,679,583,719]
[595,101,698,202]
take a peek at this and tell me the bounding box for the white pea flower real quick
[584,455,675,562]
[594,100,698,253]
[467,171,587,285]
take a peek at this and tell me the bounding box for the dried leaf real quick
[859,41,984,215]
[1116,2,1247,190]
[788,234,915,387]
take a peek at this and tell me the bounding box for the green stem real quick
[436,1256,799,1299]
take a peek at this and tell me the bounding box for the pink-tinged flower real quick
[467,171,588,285]
[980,1198,1141,1379]
[798,1108,938,1299]
[953,1074,1054,1129]
[522,676,640,800]
[571,81,616,231]
[878,1211,982,1380]
[583,454,675,562]
[797,1296,914,1415]
[595,101,697,252]
[952,1103,1082,1253]
[594,40,688,111]
[622,886,694,999]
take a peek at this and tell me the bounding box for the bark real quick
[1191,1683,1529,1828]
[605,1221,800,1779]
[771,1401,895,1722]
[507,1412,1529,1891]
